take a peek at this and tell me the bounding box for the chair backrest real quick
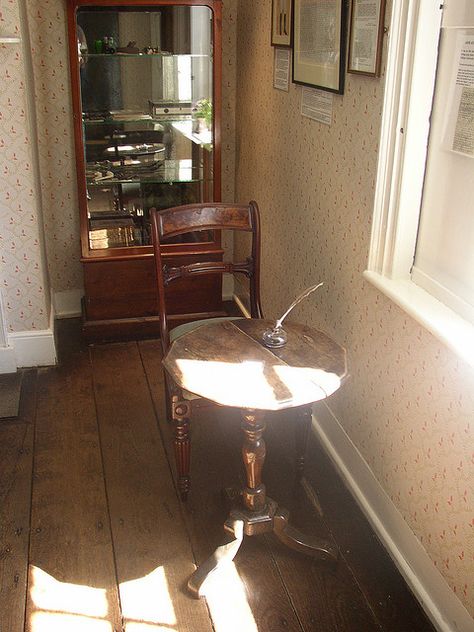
[150,201,263,352]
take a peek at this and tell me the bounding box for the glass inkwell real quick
[262,282,324,349]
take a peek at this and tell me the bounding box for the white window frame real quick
[364,0,474,368]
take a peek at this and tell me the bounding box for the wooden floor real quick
[0,318,436,632]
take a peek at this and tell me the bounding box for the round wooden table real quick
[163,318,347,598]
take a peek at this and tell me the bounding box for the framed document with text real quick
[348,0,385,76]
[293,0,347,94]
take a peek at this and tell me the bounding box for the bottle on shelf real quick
[103,36,116,54]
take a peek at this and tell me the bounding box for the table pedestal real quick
[188,410,338,598]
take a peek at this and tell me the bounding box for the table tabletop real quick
[163,318,347,411]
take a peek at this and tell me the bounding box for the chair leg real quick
[172,395,191,501]
[165,384,173,424]
[295,406,312,480]
[164,373,175,424]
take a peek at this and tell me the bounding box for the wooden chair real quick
[150,202,311,500]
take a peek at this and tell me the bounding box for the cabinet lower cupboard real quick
[67,0,224,340]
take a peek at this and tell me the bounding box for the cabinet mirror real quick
[74,5,215,251]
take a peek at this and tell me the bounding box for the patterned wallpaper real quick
[26,0,90,294]
[235,0,474,617]
[221,0,238,261]
[221,0,237,203]
[24,0,237,298]
[3,0,237,327]
[3,0,472,616]
[0,0,50,333]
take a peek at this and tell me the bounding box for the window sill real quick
[363,270,474,369]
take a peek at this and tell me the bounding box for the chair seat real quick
[171,316,242,400]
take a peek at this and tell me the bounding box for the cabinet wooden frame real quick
[67,0,223,261]
[66,0,224,340]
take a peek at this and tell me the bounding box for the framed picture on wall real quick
[348,0,386,76]
[292,0,348,94]
[271,0,293,47]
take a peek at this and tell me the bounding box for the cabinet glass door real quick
[75,6,214,250]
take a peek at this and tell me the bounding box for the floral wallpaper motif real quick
[222,0,237,204]
[26,0,83,294]
[220,0,238,260]
[2,0,238,330]
[23,0,236,296]
[1,0,472,614]
[0,0,50,332]
[235,0,474,617]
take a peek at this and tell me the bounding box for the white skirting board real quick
[7,328,57,368]
[0,290,16,373]
[312,402,474,632]
[0,307,57,372]
[53,288,83,319]
[0,345,17,374]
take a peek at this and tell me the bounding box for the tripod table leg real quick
[187,519,244,598]
[273,506,338,562]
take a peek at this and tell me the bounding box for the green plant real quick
[194,98,212,126]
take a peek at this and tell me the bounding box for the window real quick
[365,0,474,367]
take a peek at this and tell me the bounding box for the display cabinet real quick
[67,0,223,340]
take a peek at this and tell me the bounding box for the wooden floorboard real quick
[263,411,382,632]
[0,318,437,632]
[139,335,436,632]
[300,420,436,632]
[0,371,23,419]
[90,341,212,632]
[139,338,305,631]
[186,405,304,631]
[0,371,36,632]
[25,344,123,632]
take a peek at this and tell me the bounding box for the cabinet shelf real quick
[86,52,209,59]
[86,159,206,185]
[87,176,205,185]
[83,115,189,126]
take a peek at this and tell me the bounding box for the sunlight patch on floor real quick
[120,566,177,627]
[29,565,178,632]
[28,562,258,631]
[30,566,109,618]
[30,612,112,632]
[200,561,258,632]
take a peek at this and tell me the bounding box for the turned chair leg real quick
[295,406,312,480]
[164,375,174,423]
[172,395,191,501]
[165,388,172,423]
